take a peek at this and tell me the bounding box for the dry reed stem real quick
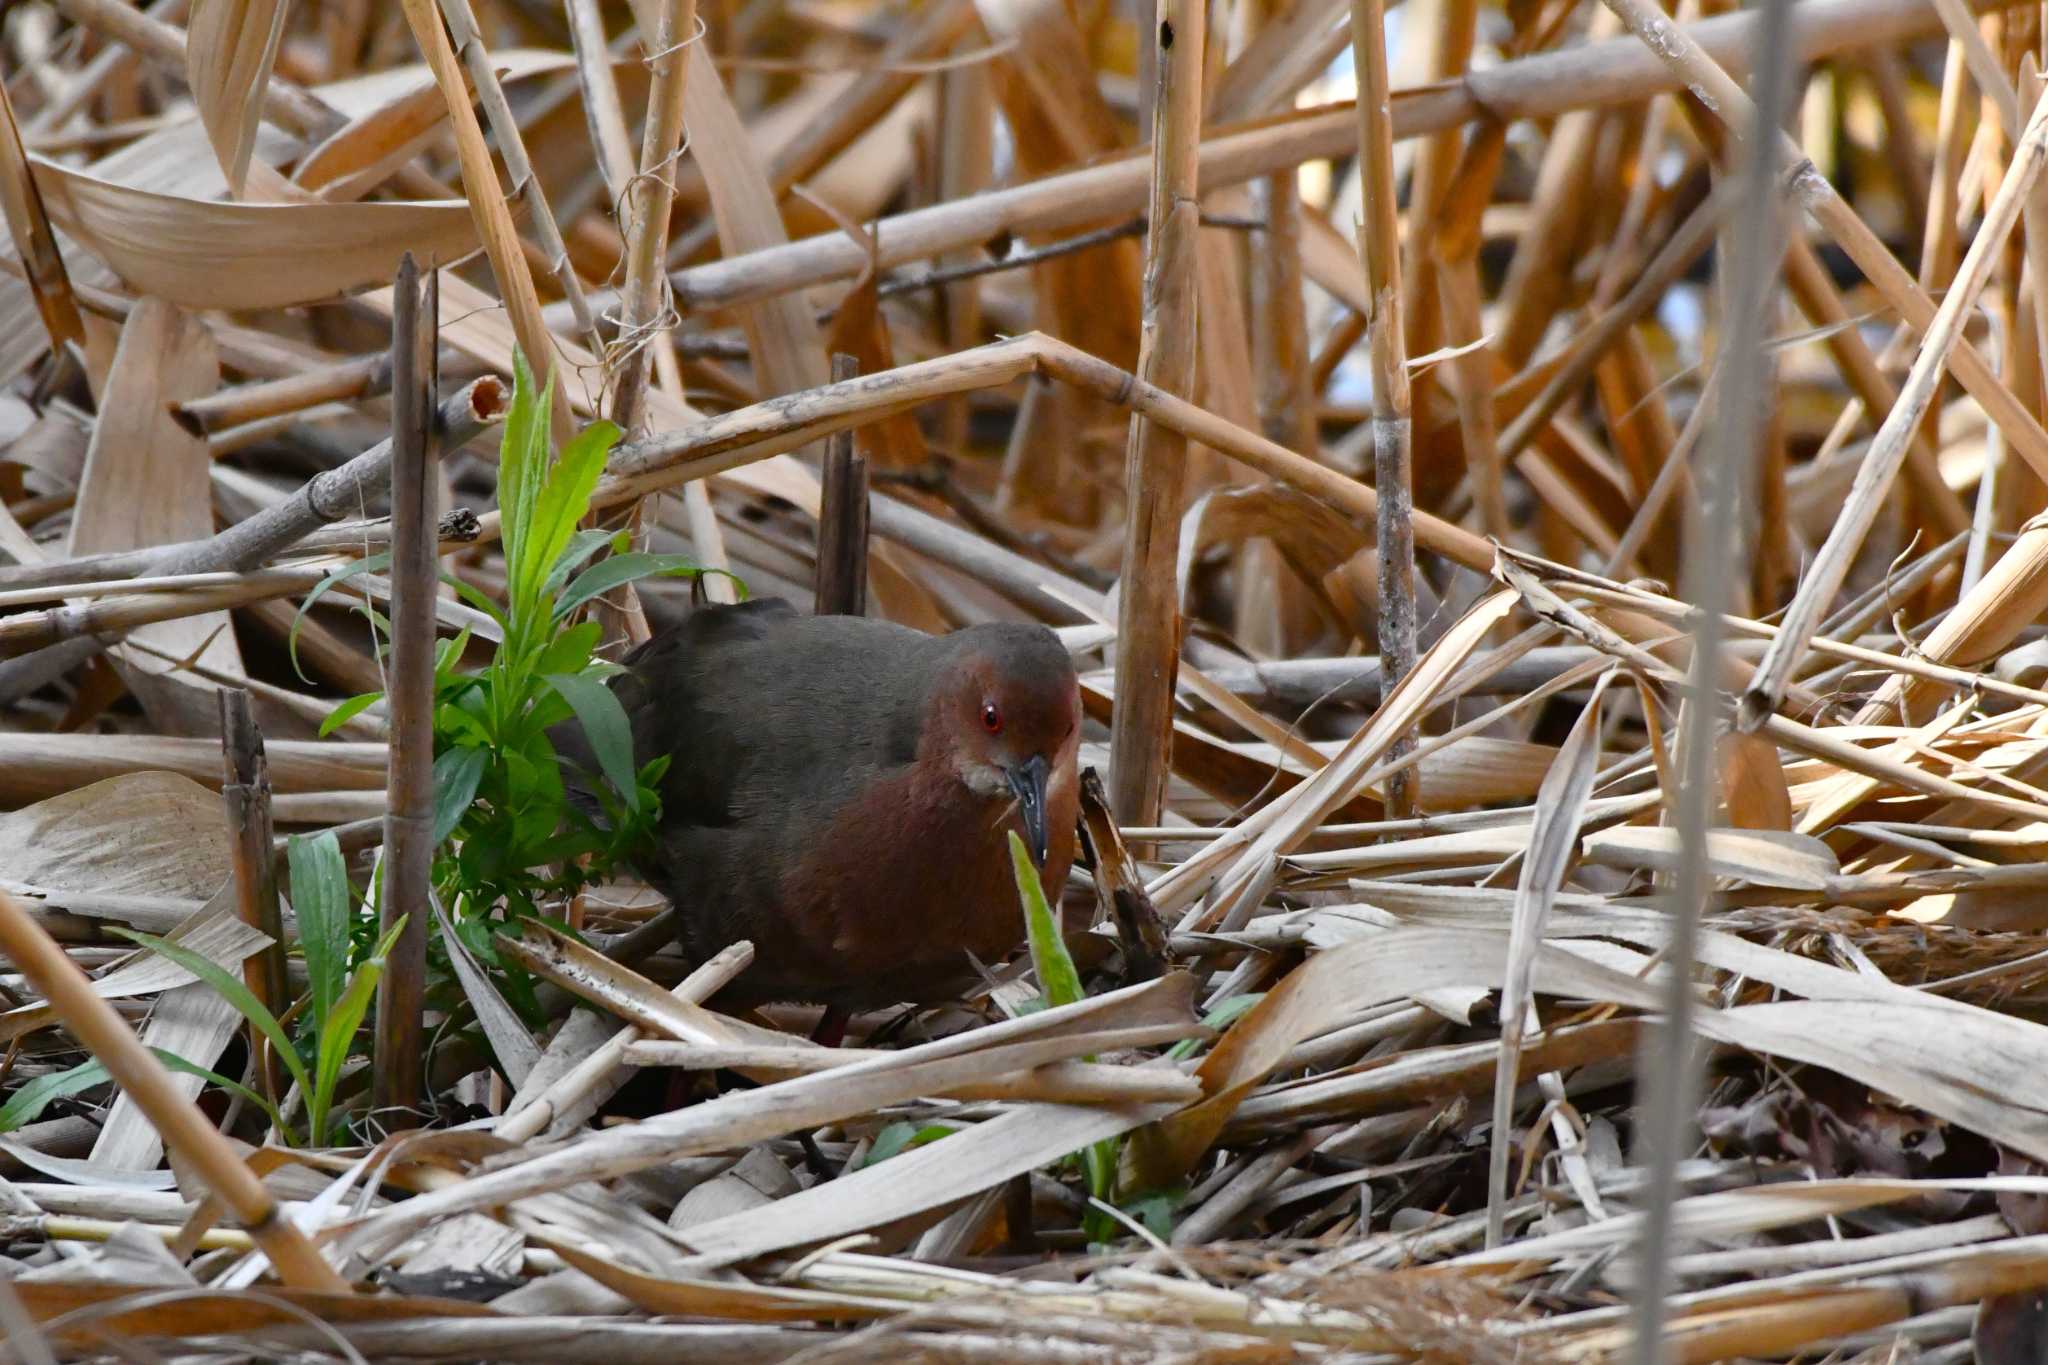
[1107,0,1204,827]
[651,0,2004,314]
[398,0,572,439]
[1742,78,2048,730]
[371,254,436,1123]
[1350,0,1417,820]
[0,889,346,1291]
[437,9,596,352]
[1622,0,1796,1350]
[217,688,285,1106]
[608,0,696,435]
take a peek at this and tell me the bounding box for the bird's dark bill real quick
[1007,754,1051,864]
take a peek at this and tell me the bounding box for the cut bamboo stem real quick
[371,254,437,1125]
[1108,0,1206,827]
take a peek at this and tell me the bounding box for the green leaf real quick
[1167,993,1265,1062]
[533,619,602,677]
[432,745,489,844]
[436,572,508,629]
[287,830,352,1035]
[497,352,550,607]
[309,918,403,1146]
[544,671,639,811]
[433,626,477,681]
[287,552,392,680]
[108,929,312,1106]
[554,552,705,623]
[0,1058,108,1132]
[1121,1187,1188,1240]
[522,419,618,608]
[541,528,619,599]
[319,691,384,737]
[857,1120,958,1169]
[1010,831,1084,1009]
[148,1048,286,1136]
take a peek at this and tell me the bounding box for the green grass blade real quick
[287,551,392,680]
[109,929,311,1104]
[287,830,351,1034]
[0,1059,108,1132]
[1009,831,1083,1008]
[310,918,402,1146]
[148,1048,288,1139]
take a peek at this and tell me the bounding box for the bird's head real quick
[932,624,1080,865]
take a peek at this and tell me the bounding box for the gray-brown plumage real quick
[558,598,1081,1014]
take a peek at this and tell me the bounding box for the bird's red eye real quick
[981,702,1003,734]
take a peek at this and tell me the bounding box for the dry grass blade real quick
[185,0,290,197]
[1487,670,1613,1247]
[28,156,475,310]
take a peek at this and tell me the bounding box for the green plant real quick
[0,1049,276,1135]
[1007,835,1260,1244]
[108,909,401,1148]
[1008,830,1124,1244]
[307,354,722,1020]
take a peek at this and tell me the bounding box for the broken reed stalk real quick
[1349,0,1416,820]
[1623,0,1796,1351]
[1108,0,1206,827]
[372,255,437,1125]
[1079,768,1169,982]
[563,0,637,202]
[172,351,398,436]
[494,941,755,1145]
[1741,80,2048,730]
[0,888,348,1291]
[0,380,498,704]
[815,354,869,617]
[218,687,286,1109]
[608,0,696,435]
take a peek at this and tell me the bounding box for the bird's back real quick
[564,600,953,997]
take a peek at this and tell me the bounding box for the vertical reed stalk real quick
[609,0,697,435]
[218,687,285,1109]
[1349,0,1417,818]
[372,254,438,1125]
[1108,0,1206,827]
[1626,0,1794,1357]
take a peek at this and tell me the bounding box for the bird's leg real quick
[810,1004,852,1048]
